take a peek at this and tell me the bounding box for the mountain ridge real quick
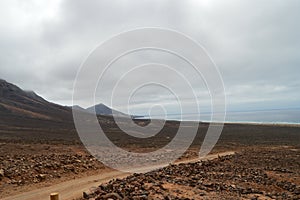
[0,79,131,120]
[0,79,132,143]
[85,103,129,117]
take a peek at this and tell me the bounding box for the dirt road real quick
[3,151,235,200]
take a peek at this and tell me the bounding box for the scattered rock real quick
[79,148,300,199]
[0,169,4,177]
[0,152,103,185]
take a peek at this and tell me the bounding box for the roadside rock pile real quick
[82,147,300,200]
[0,153,104,185]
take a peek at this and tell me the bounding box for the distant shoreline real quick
[221,121,300,127]
[137,117,300,127]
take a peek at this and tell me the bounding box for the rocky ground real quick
[81,147,300,200]
[0,143,107,197]
[1,122,299,199]
[0,143,198,198]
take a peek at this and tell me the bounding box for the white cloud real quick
[0,0,299,114]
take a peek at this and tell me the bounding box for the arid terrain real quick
[1,122,300,199]
[1,80,300,199]
[80,147,300,200]
[1,0,300,199]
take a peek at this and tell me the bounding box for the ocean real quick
[138,108,300,124]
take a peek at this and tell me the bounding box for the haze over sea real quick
[140,108,300,124]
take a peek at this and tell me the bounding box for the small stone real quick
[102,193,123,199]
[294,186,300,195]
[38,174,46,180]
[199,192,205,196]
[0,169,4,177]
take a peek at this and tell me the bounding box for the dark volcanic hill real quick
[0,79,131,143]
[0,79,76,143]
[0,79,72,121]
[86,103,128,117]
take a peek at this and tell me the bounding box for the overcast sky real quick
[0,0,299,115]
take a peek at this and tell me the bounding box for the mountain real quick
[86,103,129,117]
[0,79,76,143]
[72,105,87,113]
[0,79,130,120]
[0,79,71,121]
[0,79,134,143]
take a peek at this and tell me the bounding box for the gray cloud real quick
[0,0,299,115]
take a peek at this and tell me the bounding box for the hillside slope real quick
[86,103,129,117]
[0,79,76,143]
